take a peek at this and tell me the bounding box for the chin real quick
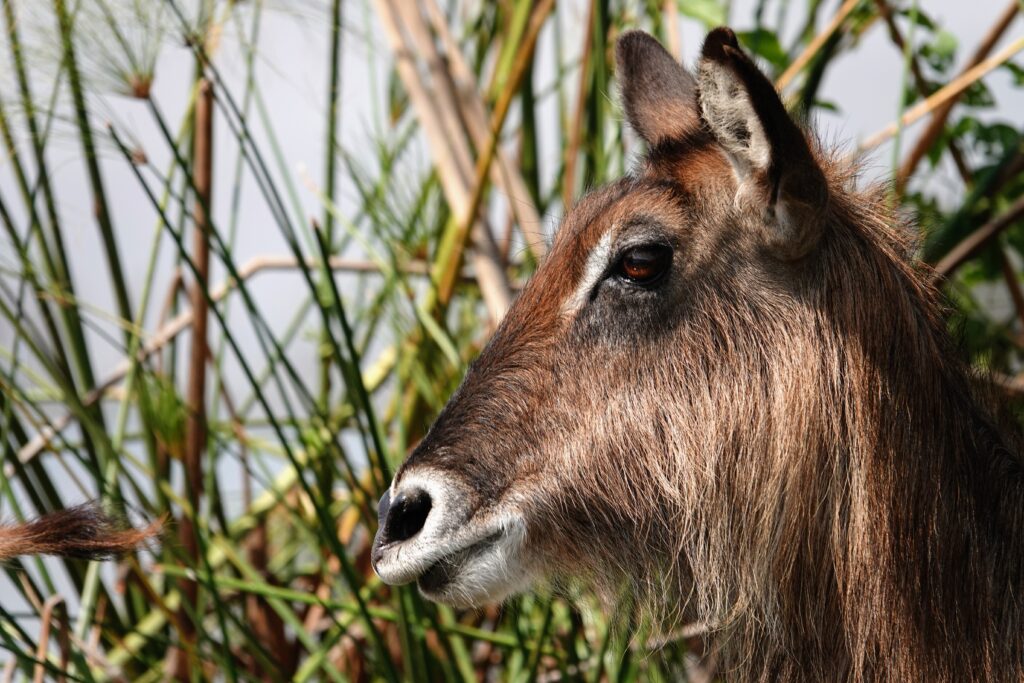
[415,531,534,608]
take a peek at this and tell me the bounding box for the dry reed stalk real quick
[499,205,517,264]
[896,0,1019,189]
[395,0,511,286]
[422,0,549,261]
[174,77,214,682]
[563,0,597,209]
[664,0,682,59]
[32,595,68,683]
[398,4,477,186]
[376,0,512,323]
[933,195,1024,277]
[374,1,470,209]
[776,0,861,90]
[860,36,1024,151]
[432,0,555,310]
[375,0,512,322]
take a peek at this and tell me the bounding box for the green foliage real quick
[737,28,789,70]
[674,0,726,28]
[137,372,187,458]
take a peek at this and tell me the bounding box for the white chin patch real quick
[372,469,533,608]
[418,517,532,608]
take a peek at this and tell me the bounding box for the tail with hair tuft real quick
[0,503,159,561]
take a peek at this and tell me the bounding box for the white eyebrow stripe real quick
[562,229,614,315]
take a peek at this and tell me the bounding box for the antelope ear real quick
[698,27,827,259]
[616,31,699,145]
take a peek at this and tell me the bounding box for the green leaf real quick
[736,28,788,70]
[899,6,937,30]
[676,0,726,28]
[920,29,958,73]
[963,80,996,108]
[137,372,186,457]
[1003,61,1024,86]
[932,30,957,61]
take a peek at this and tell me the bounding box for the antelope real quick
[372,28,1024,681]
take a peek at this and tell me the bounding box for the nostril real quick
[377,490,391,525]
[385,488,432,543]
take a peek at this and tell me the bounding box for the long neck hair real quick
[539,158,1024,682]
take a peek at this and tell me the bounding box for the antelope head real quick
[371,27,834,611]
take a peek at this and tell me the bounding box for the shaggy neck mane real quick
[555,162,1024,682]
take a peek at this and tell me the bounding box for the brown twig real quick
[563,0,597,209]
[933,195,1024,278]
[776,0,861,90]
[860,36,1024,151]
[174,77,214,682]
[32,595,68,683]
[896,0,1020,190]
[873,0,974,190]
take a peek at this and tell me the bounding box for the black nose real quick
[376,488,432,547]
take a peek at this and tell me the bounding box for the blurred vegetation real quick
[0,0,1022,680]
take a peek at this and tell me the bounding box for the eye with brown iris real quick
[616,244,672,286]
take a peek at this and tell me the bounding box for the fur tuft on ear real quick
[615,31,699,145]
[698,27,828,259]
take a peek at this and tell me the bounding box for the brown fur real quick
[388,28,1024,681]
[0,504,156,561]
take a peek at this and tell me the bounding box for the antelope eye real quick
[615,244,672,286]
